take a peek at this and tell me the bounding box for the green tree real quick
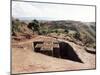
[64,29,69,33]
[74,32,81,40]
[12,19,20,36]
[28,19,40,33]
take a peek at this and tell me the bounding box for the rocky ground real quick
[12,35,96,74]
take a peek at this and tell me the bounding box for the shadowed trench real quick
[33,41,83,63]
[59,42,83,63]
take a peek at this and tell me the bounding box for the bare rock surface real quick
[12,35,96,74]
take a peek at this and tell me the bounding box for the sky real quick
[12,1,95,22]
